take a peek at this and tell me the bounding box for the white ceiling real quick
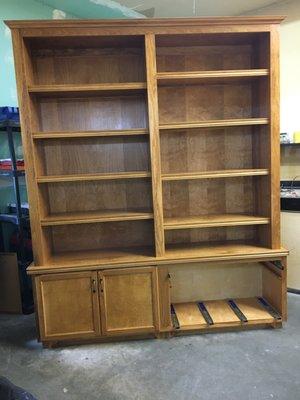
[117,0,285,17]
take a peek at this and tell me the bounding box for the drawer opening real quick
[166,260,284,331]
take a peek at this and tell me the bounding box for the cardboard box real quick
[0,253,22,313]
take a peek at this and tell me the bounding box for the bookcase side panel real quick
[11,29,50,264]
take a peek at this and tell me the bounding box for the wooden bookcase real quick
[7,17,288,346]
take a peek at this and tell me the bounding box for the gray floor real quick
[0,294,300,400]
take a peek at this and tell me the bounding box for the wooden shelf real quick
[37,171,151,183]
[164,214,270,230]
[41,210,154,226]
[28,242,288,272]
[48,246,155,267]
[28,82,147,96]
[157,69,269,86]
[159,118,269,131]
[164,242,286,263]
[173,297,278,331]
[162,168,269,181]
[32,128,149,139]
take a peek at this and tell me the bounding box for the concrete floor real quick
[0,294,300,400]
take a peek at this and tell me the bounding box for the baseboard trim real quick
[288,288,300,295]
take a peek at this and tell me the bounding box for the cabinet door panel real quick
[99,267,158,335]
[36,271,100,340]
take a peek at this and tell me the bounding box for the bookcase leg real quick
[155,332,173,339]
[43,341,58,349]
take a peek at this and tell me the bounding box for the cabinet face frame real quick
[35,271,101,341]
[98,266,159,336]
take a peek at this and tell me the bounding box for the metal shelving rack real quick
[0,112,33,313]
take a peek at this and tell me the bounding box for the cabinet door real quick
[36,271,101,341]
[99,267,158,335]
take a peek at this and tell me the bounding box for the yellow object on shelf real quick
[294,131,300,143]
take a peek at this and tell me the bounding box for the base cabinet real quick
[35,266,159,342]
[35,272,101,341]
[99,267,158,335]
[33,259,286,346]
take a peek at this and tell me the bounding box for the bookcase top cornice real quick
[5,16,285,30]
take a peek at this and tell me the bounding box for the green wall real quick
[0,1,74,215]
[0,0,143,106]
[36,0,143,19]
[0,0,142,216]
[0,0,77,107]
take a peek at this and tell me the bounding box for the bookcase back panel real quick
[170,262,262,303]
[27,35,145,49]
[160,127,253,174]
[156,33,269,72]
[252,125,270,170]
[158,82,266,124]
[29,35,146,85]
[44,180,153,214]
[37,95,148,132]
[157,45,252,72]
[163,177,255,217]
[37,137,150,175]
[165,225,256,246]
[50,220,154,253]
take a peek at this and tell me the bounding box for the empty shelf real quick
[234,298,278,322]
[28,243,288,272]
[159,118,269,131]
[164,242,288,263]
[41,210,154,226]
[162,169,269,181]
[37,171,151,183]
[28,82,147,96]
[41,210,153,226]
[32,128,149,139]
[172,298,278,331]
[157,69,269,86]
[46,246,155,268]
[204,300,241,325]
[173,303,206,330]
[164,214,270,230]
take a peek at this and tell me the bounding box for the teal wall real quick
[36,0,143,19]
[0,0,77,107]
[0,1,74,216]
[0,0,143,106]
[0,0,142,216]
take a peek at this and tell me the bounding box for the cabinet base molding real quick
[42,333,157,349]
[41,322,282,348]
[173,321,282,337]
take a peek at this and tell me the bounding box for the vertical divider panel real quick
[262,257,287,320]
[281,257,287,321]
[156,266,172,331]
[253,33,271,248]
[11,30,50,265]
[269,26,281,249]
[145,34,165,257]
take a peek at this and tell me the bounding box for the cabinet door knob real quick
[168,273,172,288]
[91,278,97,293]
[99,278,104,293]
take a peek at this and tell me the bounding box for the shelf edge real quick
[159,118,269,130]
